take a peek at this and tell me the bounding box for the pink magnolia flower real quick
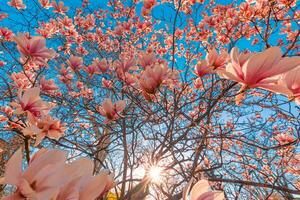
[92,58,109,73]
[139,63,169,94]
[40,76,59,93]
[85,65,100,76]
[278,66,300,104]
[52,1,69,14]
[1,148,68,199]
[194,60,213,77]
[219,47,300,92]
[0,28,14,41]
[68,55,83,70]
[206,48,229,69]
[194,78,203,89]
[183,179,224,200]
[97,99,126,123]
[13,34,55,65]
[102,78,113,89]
[23,113,66,146]
[1,148,114,200]
[7,0,26,9]
[11,87,50,117]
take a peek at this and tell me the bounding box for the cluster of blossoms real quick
[4,34,65,146]
[10,87,65,146]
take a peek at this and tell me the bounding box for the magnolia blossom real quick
[102,78,113,89]
[194,60,213,77]
[219,47,300,92]
[0,27,14,41]
[85,64,100,76]
[23,113,66,146]
[206,48,229,69]
[1,148,114,200]
[194,78,203,89]
[40,76,59,93]
[11,87,49,117]
[13,34,55,65]
[7,0,26,9]
[92,58,109,73]
[183,179,224,200]
[97,99,126,123]
[52,1,69,14]
[68,55,83,70]
[139,63,169,94]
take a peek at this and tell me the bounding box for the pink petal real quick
[4,148,23,185]
[242,47,282,85]
[190,180,211,200]
[23,149,66,183]
[79,171,111,200]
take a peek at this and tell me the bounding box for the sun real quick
[148,165,163,183]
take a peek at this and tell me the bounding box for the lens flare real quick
[148,166,163,183]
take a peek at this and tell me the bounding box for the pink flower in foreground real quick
[23,113,66,146]
[206,48,229,69]
[1,148,114,199]
[7,0,26,9]
[139,63,169,94]
[97,99,126,123]
[13,34,55,65]
[40,76,59,93]
[279,66,300,104]
[183,179,224,200]
[219,47,300,92]
[11,87,49,117]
